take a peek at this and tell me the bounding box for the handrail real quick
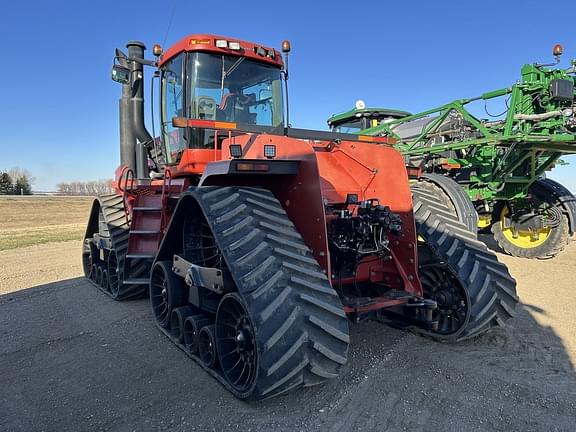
[160,168,172,233]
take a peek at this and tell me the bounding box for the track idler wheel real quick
[198,325,218,369]
[90,264,98,282]
[216,293,257,394]
[170,306,196,343]
[183,315,212,355]
[95,265,103,286]
[100,268,109,291]
[107,251,121,297]
[150,261,186,329]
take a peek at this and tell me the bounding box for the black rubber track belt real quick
[412,188,518,341]
[492,179,573,259]
[154,186,350,400]
[84,194,148,300]
[414,174,479,234]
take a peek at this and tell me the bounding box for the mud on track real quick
[1,242,575,431]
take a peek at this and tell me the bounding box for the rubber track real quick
[84,194,148,300]
[413,174,478,234]
[156,187,350,400]
[412,188,518,341]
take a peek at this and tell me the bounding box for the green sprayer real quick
[328,45,576,259]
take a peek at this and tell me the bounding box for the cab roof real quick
[158,34,284,69]
[327,107,411,126]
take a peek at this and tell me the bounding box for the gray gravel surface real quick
[1,277,575,431]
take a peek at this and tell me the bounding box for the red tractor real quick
[83,35,518,400]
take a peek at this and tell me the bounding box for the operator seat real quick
[217,93,237,121]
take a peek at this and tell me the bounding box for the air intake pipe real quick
[127,41,153,179]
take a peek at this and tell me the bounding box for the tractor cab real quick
[327,100,410,133]
[156,35,285,166]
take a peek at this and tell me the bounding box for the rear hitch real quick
[376,297,439,331]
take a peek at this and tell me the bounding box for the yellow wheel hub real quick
[500,206,551,249]
[477,214,492,229]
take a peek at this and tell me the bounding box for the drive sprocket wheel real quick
[216,293,258,394]
[412,186,518,341]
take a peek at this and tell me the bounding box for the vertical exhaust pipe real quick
[116,49,136,173]
[127,41,153,179]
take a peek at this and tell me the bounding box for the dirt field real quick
[0,198,575,431]
[0,196,92,251]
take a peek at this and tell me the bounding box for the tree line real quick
[0,168,33,195]
[56,180,115,196]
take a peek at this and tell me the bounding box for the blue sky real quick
[1,0,575,191]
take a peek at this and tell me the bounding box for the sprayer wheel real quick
[492,204,570,259]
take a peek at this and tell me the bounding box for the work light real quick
[264,145,276,159]
[229,145,242,158]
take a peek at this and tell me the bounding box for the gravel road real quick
[0,241,575,431]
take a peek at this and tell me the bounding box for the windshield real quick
[188,52,284,127]
[332,119,363,134]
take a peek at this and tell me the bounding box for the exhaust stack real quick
[127,41,153,179]
[117,41,153,179]
[117,49,136,173]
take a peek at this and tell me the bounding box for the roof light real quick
[264,145,276,159]
[228,41,241,50]
[281,40,291,53]
[152,44,163,56]
[553,44,563,58]
[267,49,275,58]
[215,39,228,48]
[355,100,366,110]
[256,46,267,56]
[229,145,242,158]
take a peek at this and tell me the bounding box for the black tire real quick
[170,306,196,343]
[412,187,518,341]
[198,325,218,368]
[412,176,478,234]
[183,315,212,355]
[150,261,187,329]
[491,181,572,259]
[158,187,350,400]
[491,207,569,259]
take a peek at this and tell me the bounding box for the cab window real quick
[161,54,185,163]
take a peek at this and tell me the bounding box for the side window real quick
[161,55,185,163]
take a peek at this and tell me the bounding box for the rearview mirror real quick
[111,64,130,84]
[258,89,272,101]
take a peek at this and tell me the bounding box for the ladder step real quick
[123,278,150,285]
[130,230,162,235]
[133,206,162,211]
[126,253,156,259]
